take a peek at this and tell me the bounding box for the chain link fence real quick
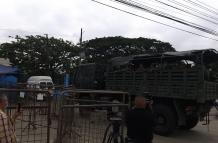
[1,89,52,143]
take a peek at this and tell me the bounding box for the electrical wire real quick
[183,0,218,15]
[91,0,218,42]
[111,0,218,36]
[133,0,184,16]
[146,0,218,25]
[164,0,218,22]
[196,0,218,12]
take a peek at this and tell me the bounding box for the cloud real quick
[0,0,218,51]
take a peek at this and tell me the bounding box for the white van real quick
[27,76,53,89]
[27,76,54,100]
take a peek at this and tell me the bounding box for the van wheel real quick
[153,104,177,136]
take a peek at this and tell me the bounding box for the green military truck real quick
[73,49,218,135]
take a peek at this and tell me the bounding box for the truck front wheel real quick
[153,104,177,136]
[180,114,199,130]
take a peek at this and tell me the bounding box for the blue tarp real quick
[0,75,17,87]
[0,65,18,74]
[0,65,18,87]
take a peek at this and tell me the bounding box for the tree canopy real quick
[0,35,175,83]
[83,36,175,63]
[0,35,79,82]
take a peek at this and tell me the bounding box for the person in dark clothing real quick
[126,95,155,143]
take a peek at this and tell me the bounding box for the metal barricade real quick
[1,88,131,143]
[0,89,52,143]
[56,95,129,143]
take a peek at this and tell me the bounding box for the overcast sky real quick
[0,0,218,51]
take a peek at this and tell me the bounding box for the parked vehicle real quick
[27,76,53,100]
[73,49,218,135]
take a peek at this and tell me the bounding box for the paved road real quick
[154,116,218,143]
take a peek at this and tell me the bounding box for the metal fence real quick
[2,87,218,143]
[56,104,128,143]
[0,88,129,143]
[51,89,130,124]
[56,93,129,143]
[1,89,52,143]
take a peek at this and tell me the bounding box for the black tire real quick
[153,104,177,136]
[180,114,199,130]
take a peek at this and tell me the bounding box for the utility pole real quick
[79,28,83,46]
[79,28,85,60]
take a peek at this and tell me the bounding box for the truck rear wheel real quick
[153,104,177,136]
[180,114,199,130]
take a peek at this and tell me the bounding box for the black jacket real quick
[126,107,155,142]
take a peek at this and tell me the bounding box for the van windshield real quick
[40,82,46,89]
[47,82,53,88]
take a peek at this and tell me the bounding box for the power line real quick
[137,0,218,24]
[196,0,218,12]
[183,0,218,15]
[114,0,218,35]
[91,0,218,42]
[146,0,218,25]
[164,0,218,22]
[133,0,184,16]
[111,0,218,36]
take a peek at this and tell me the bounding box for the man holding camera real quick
[126,95,155,143]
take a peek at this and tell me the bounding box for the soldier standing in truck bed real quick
[126,95,155,143]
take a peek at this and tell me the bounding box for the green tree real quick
[83,36,175,63]
[0,35,80,83]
